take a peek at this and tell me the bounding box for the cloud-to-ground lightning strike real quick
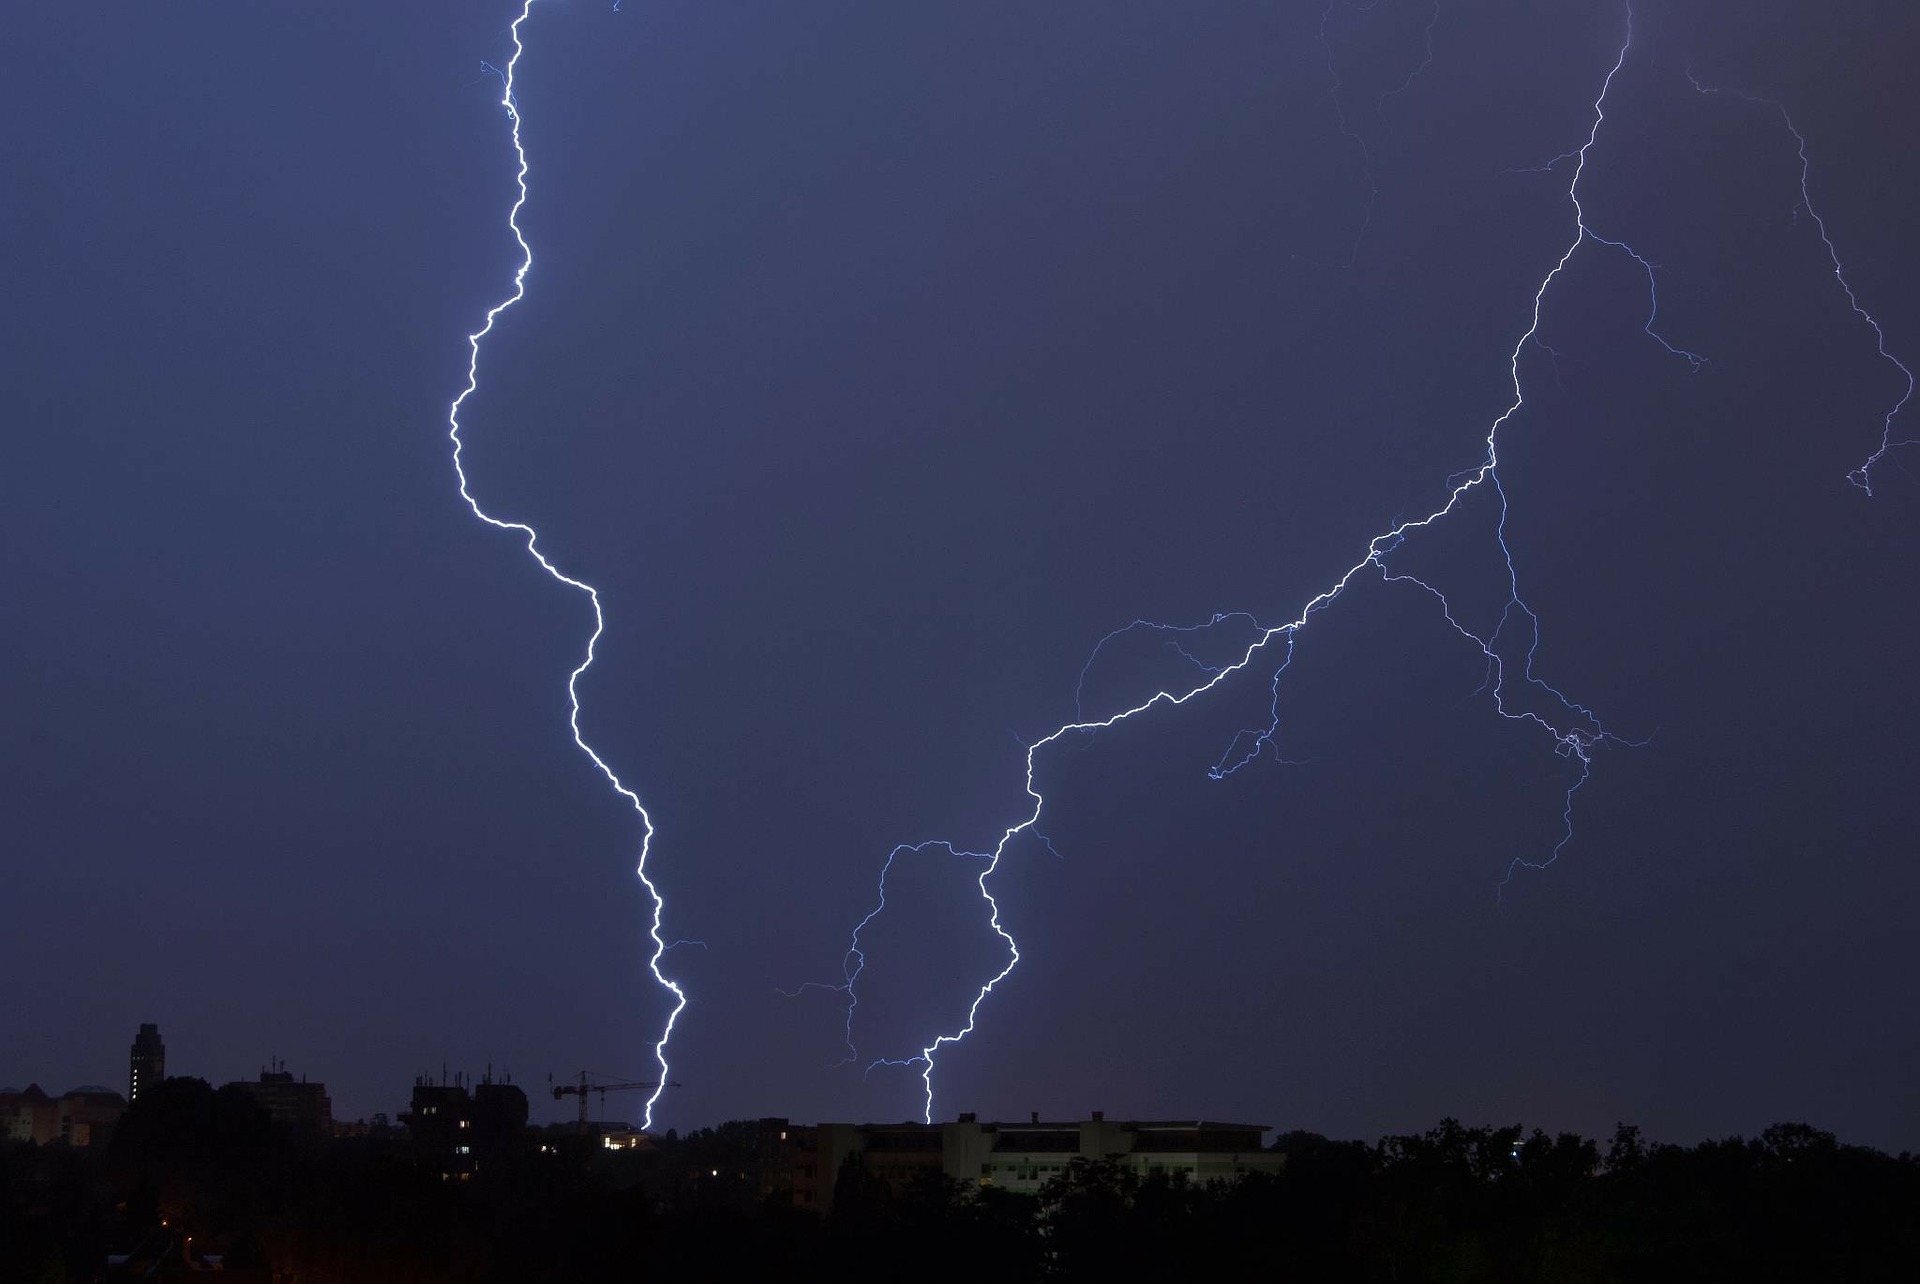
[446,0,685,1130]
[1683,71,1917,494]
[815,0,1912,1123]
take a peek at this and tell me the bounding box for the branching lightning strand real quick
[1684,70,1916,493]
[825,2,1705,1124]
[1316,0,1444,267]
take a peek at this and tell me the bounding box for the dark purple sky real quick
[6,1,1917,1148]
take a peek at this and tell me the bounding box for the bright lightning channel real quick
[446,0,685,1130]
[821,1,1725,1125]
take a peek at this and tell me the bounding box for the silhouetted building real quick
[404,1077,472,1179]
[2,1084,126,1146]
[773,1112,1283,1211]
[56,1087,126,1145]
[226,1060,331,1136]
[331,1112,400,1141]
[129,1023,164,1101]
[401,1070,529,1179]
[471,1076,529,1153]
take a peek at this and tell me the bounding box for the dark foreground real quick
[6,1080,1915,1282]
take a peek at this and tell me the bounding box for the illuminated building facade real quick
[1,1084,126,1146]
[770,1112,1282,1211]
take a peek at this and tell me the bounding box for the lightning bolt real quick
[1683,71,1917,494]
[819,1,1746,1124]
[446,0,684,1130]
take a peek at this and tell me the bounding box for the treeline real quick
[4,1078,1915,1282]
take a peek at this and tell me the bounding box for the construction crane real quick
[550,1070,680,1135]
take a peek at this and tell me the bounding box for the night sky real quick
[6,1,1917,1149]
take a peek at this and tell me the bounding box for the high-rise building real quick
[399,1070,530,1179]
[128,1023,164,1101]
